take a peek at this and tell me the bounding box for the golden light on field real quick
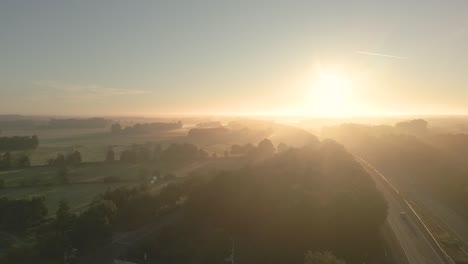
[308,71,355,117]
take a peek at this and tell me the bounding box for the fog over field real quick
[2,1,468,264]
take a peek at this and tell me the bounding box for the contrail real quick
[356,51,407,59]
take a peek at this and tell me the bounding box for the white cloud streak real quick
[356,51,408,60]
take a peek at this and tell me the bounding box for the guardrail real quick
[357,157,455,264]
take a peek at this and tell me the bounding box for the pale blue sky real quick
[1,0,467,116]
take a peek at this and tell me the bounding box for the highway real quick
[359,159,451,264]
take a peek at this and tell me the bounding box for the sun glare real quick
[309,72,354,117]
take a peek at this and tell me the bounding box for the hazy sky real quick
[1,0,468,116]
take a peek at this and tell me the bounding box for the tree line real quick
[129,140,388,264]
[111,121,183,134]
[0,152,31,171]
[0,179,193,264]
[48,118,112,129]
[0,140,387,264]
[0,135,39,151]
[107,143,208,166]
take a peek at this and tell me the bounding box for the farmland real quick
[0,127,189,165]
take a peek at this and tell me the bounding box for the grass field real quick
[0,125,261,216]
[2,127,189,165]
[0,182,136,215]
[0,161,166,214]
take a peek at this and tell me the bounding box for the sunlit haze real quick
[3,2,468,264]
[1,0,468,117]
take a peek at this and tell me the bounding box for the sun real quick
[309,72,354,116]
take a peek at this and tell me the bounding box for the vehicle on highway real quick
[400,211,408,220]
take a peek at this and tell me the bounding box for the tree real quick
[110,123,122,134]
[136,145,151,162]
[66,150,82,166]
[57,166,69,184]
[120,149,136,163]
[160,143,203,165]
[105,148,115,162]
[277,142,289,153]
[17,155,31,168]
[71,200,117,252]
[54,154,66,167]
[304,251,346,264]
[153,144,162,161]
[0,135,39,151]
[186,143,387,263]
[2,152,12,169]
[31,135,39,149]
[256,138,276,158]
[55,200,75,237]
[395,119,428,135]
[0,196,48,233]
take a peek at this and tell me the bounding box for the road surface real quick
[359,159,448,264]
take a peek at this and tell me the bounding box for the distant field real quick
[0,161,166,214]
[0,126,238,216]
[0,182,134,215]
[0,124,277,217]
[0,157,248,215]
[0,162,162,187]
[2,127,189,165]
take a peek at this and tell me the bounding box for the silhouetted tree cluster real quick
[324,122,468,216]
[105,148,115,162]
[0,196,47,233]
[119,144,153,163]
[277,142,289,153]
[0,119,36,130]
[110,123,122,134]
[188,126,275,145]
[230,138,276,159]
[0,167,204,264]
[0,135,39,151]
[196,121,223,128]
[118,143,207,166]
[160,143,208,165]
[71,200,117,252]
[48,118,112,129]
[2,198,114,263]
[47,151,82,167]
[111,121,183,134]
[131,141,387,264]
[45,151,81,184]
[395,119,428,135]
[0,152,31,170]
[187,127,230,139]
[256,138,276,158]
[230,143,256,155]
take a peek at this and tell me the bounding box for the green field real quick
[1,127,191,165]
[0,161,168,214]
[0,127,194,215]
[0,182,135,215]
[0,125,263,216]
